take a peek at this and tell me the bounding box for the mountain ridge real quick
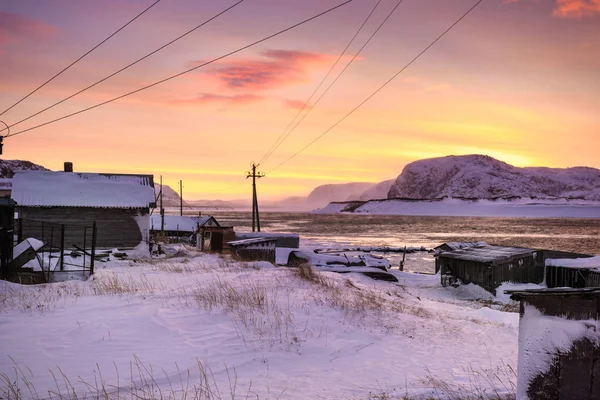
[387,154,600,201]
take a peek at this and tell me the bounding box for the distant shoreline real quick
[312,198,600,218]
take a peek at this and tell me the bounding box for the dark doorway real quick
[210,232,223,252]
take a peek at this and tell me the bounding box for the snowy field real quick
[0,245,521,400]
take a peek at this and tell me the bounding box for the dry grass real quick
[193,277,298,347]
[0,356,251,400]
[0,282,86,314]
[90,272,162,295]
[420,364,516,400]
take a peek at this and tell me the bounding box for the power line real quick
[260,0,405,168]
[4,0,352,139]
[257,0,385,167]
[0,0,161,118]
[1,0,245,135]
[267,0,484,175]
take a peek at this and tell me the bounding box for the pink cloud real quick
[0,12,58,47]
[507,0,600,17]
[171,93,264,106]
[196,49,333,91]
[282,99,311,110]
[553,0,600,17]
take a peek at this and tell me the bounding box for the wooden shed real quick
[11,170,155,249]
[507,288,600,400]
[228,237,277,263]
[150,215,222,244]
[545,256,600,288]
[437,244,543,294]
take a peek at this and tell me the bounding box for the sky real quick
[0,0,599,200]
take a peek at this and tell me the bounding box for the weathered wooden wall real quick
[18,207,147,249]
[520,293,600,400]
[231,248,275,263]
[439,254,543,294]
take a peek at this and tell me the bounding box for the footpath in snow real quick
[0,245,520,399]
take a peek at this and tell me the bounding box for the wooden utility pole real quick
[160,175,164,234]
[246,163,264,232]
[179,180,183,216]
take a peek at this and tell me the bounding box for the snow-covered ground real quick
[0,245,521,399]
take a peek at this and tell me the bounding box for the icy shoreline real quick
[313,198,600,218]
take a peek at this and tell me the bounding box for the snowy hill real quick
[155,184,181,206]
[388,154,600,201]
[0,159,48,178]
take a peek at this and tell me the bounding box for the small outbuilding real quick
[437,244,543,294]
[545,256,600,288]
[228,237,277,263]
[11,170,155,249]
[507,288,600,400]
[150,215,221,243]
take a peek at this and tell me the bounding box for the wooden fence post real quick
[60,224,65,271]
[90,222,96,275]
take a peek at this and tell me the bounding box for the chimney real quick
[64,162,73,172]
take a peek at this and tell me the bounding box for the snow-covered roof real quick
[435,242,487,251]
[150,215,218,232]
[0,178,12,189]
[437,244,535,263]
[228,237,277,247]
[545,256,600,269]
[11,171,155,208]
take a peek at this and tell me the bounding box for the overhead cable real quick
[267,0,484,175]
[257,0,385,166]
[1,0,245,135]
[0,0,161,117]
[5,0,352,138]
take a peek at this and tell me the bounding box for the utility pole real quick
[246,163,264,232]
[179,180,183,216]
[160,175,164,235]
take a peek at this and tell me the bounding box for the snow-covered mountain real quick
[387,154,600,201]
[0,159,49,178]
[306,182,379,207]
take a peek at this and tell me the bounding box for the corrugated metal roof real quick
[437,244,535,263]
[228,237,278,246]
[12,171,155,208]
[150,215,218,232]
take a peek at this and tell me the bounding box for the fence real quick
[12,218,97,283]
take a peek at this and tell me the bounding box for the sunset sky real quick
[0,0,598,200]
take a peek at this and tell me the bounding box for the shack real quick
[150,215,221,244]
[434,242,486,273]
[545,256,600,288]
[235,232,299,249]
[507,288,600,400]
[11,168,155,249]
[228,237,277,263]
[437,244,543,294]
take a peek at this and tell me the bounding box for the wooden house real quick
[437,244,544,294]
[11,170,155,249]
[228,237,277,263]
[507,288,600,400]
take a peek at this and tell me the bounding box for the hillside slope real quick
[388,155,600,200]
[0,159,49,178]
